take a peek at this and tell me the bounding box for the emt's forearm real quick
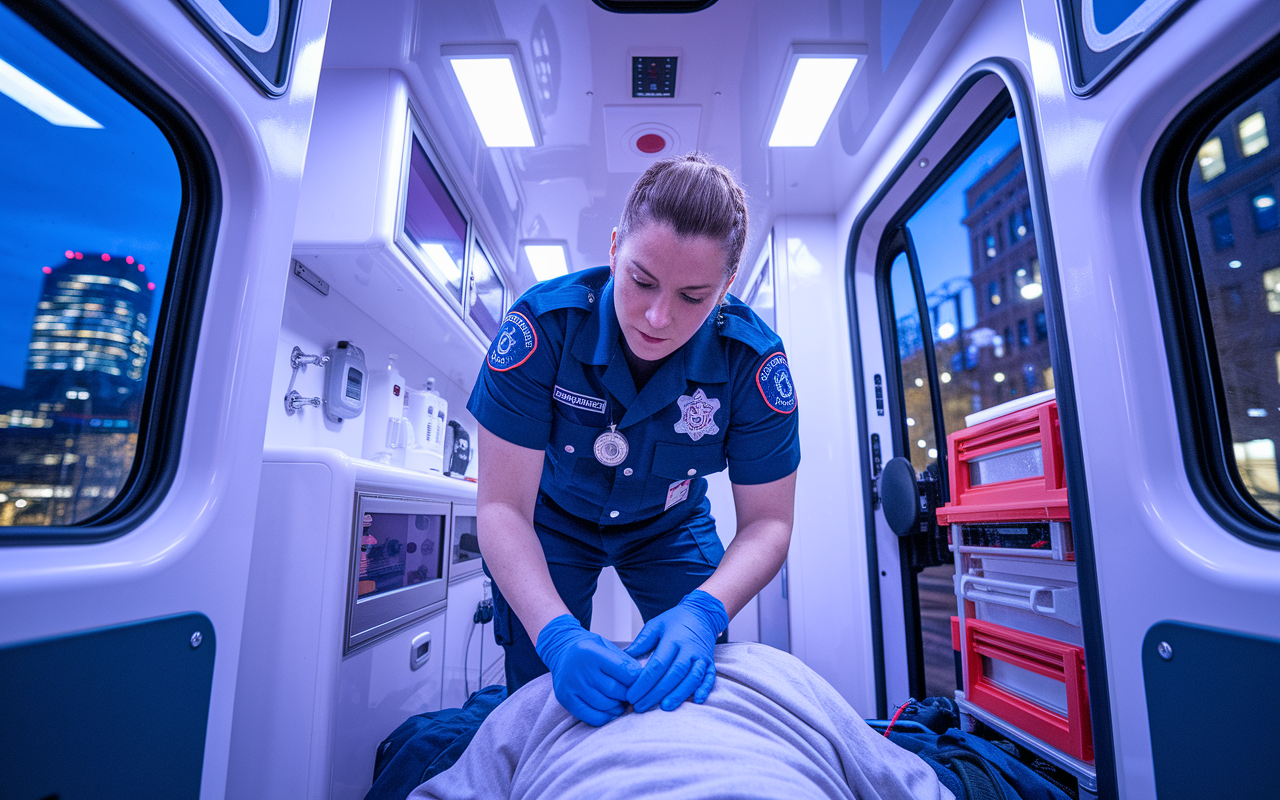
[477,502,570,643]
[696,518,791,620]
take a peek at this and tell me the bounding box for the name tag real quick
[665,479,691,510]
[553,385,607,415]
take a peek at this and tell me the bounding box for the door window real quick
[883,109,1055,700]
[0,2,198,533]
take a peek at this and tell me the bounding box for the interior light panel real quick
[768,56,858,147]
[448,56,536,148]
[524,244,569,281]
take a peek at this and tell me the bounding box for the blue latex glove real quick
[535,614,642,726]
[624,590,728,712]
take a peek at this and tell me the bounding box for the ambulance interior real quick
[3,0,1280,798]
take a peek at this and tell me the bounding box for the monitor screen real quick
[357,510,444,599]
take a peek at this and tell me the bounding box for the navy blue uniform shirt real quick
[467,266,800,532]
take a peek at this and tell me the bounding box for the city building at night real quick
[0,251,156,526]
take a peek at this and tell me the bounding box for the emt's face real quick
[609,222,735,362]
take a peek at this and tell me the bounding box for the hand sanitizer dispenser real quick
[362,354,410,466]
[405,378,447,474]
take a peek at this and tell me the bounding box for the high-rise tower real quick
[24,250,155,410]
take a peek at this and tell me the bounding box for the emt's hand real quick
[624,589,728,712]
[535,614,642,726]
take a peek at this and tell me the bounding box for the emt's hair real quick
[617,152,749,276]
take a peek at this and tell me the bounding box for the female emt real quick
[466,153,800,726]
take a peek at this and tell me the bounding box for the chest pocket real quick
[643,441,727,506]
[547,418,608,486]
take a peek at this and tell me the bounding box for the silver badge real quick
[593,423,629,467]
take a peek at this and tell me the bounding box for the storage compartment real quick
[346,493,451,652]
[937,396,1068,526]
[960,554,1083,645]
[964,618,1093,763]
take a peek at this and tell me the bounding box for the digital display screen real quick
[345,367,362,400]
[632,56,677,98]
[452,514,480,565]
[357,511,444,598]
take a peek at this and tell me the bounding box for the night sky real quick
[0,4,179,390]
[896,116,1022,322]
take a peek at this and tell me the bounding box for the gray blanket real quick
[409,642,954,800]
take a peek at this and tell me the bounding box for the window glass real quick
[905,116,1053,442]
[1239,111,1268,157]
[1210,208,1235,250]
[1186,75,1280,519]
[403,133,467,306]
[889,252,937,476]
[468,241,505,341]
[1253,190,1278,233]
[1198,136,1226,181]
[0,3,181,528]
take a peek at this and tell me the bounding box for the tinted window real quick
[468,241,505,341]
[0,3,181,528]
[1183,77,1280,520]
[889,252,938,475]
[905,116,1054,444]
[403,132,467,306]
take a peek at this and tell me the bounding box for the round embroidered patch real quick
[487,311,537,372]
[756,352,797,413]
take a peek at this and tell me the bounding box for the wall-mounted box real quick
[292,69,510,369]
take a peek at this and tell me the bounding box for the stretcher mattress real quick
[408,642,953,800]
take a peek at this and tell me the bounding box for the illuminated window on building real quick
[0,4,181,529]
[1239,111,1269,157]
[1264,268,1280,313]
[1198,136,1226,181]
[1035,310,1048,341]
[1253,190,1278,233]
[1018,319,1030,348]
[985,233,997,259]
[1234,439,1280,518]
[987,279,1001,308]
[1015,258,1043,300]
[1210,209,1235,250]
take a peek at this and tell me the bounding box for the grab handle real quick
[960,575,1080,627]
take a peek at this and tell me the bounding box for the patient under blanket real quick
[409,642,954,800]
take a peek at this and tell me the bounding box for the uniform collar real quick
[571,274,730,427]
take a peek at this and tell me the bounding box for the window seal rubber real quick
[0,0,220,547]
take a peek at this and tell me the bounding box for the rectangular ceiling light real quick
[442,44,540,148]
[523,241,570,281]
[766,44,866,147]
[0,56,101,128]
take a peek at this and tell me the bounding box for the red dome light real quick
[64,250,74,259]
[137,264,145,272]
[101,253,111,261]
[42,266,52,274]
[636,133,666,154]
[75,252,83,259]
[126,256,134,264]
[147,282,156,291]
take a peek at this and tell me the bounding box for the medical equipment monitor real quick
[449,503,482,581]
[346,493,450,653]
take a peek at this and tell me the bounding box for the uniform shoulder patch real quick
[487,311,538,372]
[756,352,797,413]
